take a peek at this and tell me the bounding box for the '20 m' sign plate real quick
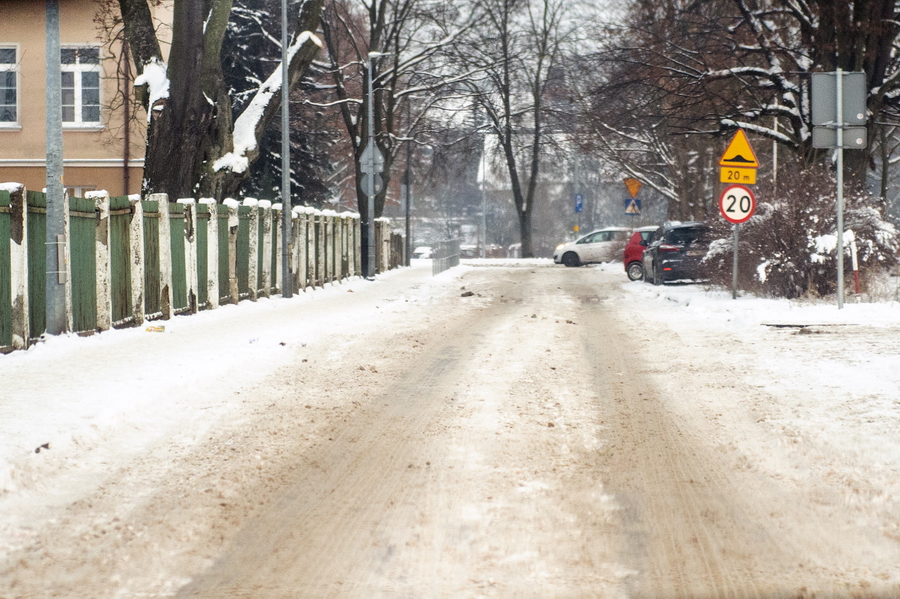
[719,184,756,224]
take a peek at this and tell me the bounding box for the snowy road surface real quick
[2,260,900,597]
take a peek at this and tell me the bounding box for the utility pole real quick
[45,0,67,335]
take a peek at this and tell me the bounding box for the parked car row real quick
[555,222,710,285]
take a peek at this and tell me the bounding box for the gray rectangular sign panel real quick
[811,72,867,126]
[812,126,868,149]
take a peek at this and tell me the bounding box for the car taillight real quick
[659,244,680,252]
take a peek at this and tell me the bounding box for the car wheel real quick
[626,261,644,281]
[650,262,662,285]
[562,252,580,267]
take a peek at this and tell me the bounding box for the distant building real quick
[0,1,169,197]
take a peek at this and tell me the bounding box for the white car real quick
[412,246,433,259]
[553,227,631,267]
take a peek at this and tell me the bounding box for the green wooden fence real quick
[0,185,406,353]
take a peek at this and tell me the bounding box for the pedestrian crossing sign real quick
[624,199,642,215]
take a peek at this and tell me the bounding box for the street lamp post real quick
[45,0,66,334]
[363,52,387,278]
[280,0,292,298]
[365,53,376,278]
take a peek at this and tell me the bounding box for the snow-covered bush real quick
[704,165,899,298]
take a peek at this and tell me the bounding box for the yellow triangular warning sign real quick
[623,178,642,198]
[719,129,759,168]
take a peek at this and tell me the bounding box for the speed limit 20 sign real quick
[719,184,756,224]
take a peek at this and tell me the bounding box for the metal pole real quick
[404,101,411,266]
[480,135,486,258]
[732,224,739,299]
[366,54,376,278]
[45,0,67,335]
[836,68,844,309]
[280,0,292,298]
[772,100,778,190]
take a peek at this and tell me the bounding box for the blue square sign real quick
[624,198,641,215]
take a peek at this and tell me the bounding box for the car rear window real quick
[665,226,706,246]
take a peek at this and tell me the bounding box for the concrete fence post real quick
[317,212,325,287]
[151,193,173,320]
[291,206,306,293]
[355,218,362,276]
[128,194,145,325]
[307,212,314,287]
[7,184,28,349]
[262,200,273,297]
[295,209,307,292]
[177,198,198,314]
[90,190,112,332]
[224,198,240,305]
[326,213,335,283]
[200,198,218,310]
[244,198,259,301]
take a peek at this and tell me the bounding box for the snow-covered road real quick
[1,260,899,597]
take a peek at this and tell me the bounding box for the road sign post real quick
[811,70,867,309]
[719,184,756,299]
[623,178,642,225]
[718,129,759,185]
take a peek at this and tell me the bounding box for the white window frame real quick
[61,46,103,129]
[0,44,20,129]
[65,185,97,199]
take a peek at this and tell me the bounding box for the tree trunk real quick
[119,0,324,201]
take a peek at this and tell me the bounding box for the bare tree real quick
[316,0,473,266]
[449,0,569,258]
[582,0,900,192]
[115,0,326,200]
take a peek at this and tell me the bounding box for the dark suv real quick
[642,222,710,285]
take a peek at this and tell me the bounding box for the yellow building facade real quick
[0,0,170,197]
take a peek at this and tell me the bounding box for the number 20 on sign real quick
[719,184,756,224]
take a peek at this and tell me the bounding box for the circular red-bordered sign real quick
[719,184,756,224]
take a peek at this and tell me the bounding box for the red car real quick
[623,226,660,281]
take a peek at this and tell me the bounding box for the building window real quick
[0,47,17,125]
[66,185,96,199]
[61,47,101,126]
